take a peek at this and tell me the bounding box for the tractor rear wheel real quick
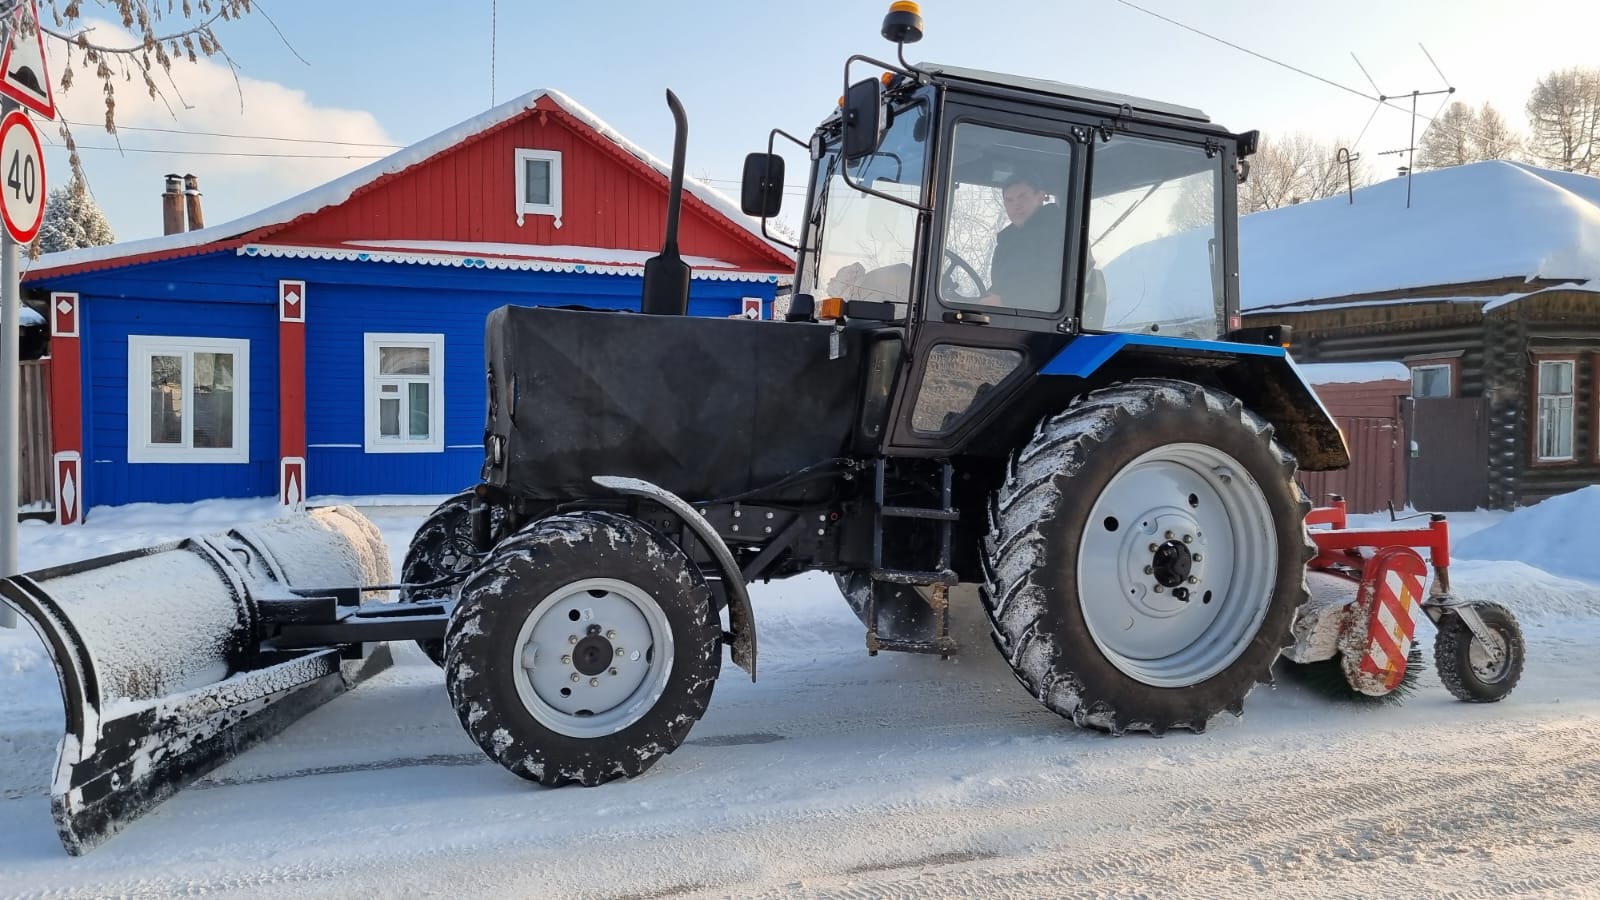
[443,511,720,786]
[402,490,505,666]
[981,378,1311,734]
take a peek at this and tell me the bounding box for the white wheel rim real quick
[510,577,674,738]
[1076,442,1277,687]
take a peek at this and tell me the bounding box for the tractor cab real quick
[742,15,1259,459]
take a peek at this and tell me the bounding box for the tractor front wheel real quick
[981,378,1310,734]
[402,490,506,666]
[443,511,720,786]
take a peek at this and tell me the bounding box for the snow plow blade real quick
[0,506,394,856]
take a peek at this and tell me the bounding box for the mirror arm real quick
[758,128,807,253]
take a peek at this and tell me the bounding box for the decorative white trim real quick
[279,279,307,322]
[363,333,445,454]
[127,335,251,464]
[53,451,82,525]
[514,148,563,229]
[237,244,786,283]
[281,456,306,510]
[50,292,78,337]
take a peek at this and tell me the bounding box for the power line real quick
[1109,0,1498,149]
[66,144,390,160]
[59,120,402,149]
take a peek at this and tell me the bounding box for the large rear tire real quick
[443,511,720,786]
[981,378,1311,734]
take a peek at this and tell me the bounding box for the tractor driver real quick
[977,173,1107,326]
[977,173,1067,310]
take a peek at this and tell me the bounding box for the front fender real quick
[1041,333,1350,471]
[590,475,757,680]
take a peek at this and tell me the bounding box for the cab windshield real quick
[797,89,931,320]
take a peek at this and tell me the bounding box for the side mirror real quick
[740,152,785,217]
[843,76,884,161]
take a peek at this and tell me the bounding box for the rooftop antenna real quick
[1335,147,1360,203]
[1357,45,1454,209]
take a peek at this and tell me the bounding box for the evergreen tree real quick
[33,176,115,257]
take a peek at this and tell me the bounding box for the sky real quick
[19,0,1600,252]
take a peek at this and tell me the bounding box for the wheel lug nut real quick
[1143,565,1154,574]
[606,630,617,640]
[570,673,580,683]
[561,655,572,665]
[1192,553,1203,562]
[1154,585,1164,593]
[1165,531,1175,540]
[568,635,578,645]
[590,678,601,687]
[616,647,625,657]
[1188,576,1199,584]
[609,668,619,676]
[1149,543,1159,552]
[1183,534,1192,544]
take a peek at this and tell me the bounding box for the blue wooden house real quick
[24,88,794,522]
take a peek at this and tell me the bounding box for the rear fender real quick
[590,475,757,680]
[1040,333,1350,471]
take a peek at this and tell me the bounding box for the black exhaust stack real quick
[641,89,691,315]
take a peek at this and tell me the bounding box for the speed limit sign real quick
[0,109,43,243]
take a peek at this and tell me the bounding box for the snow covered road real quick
[3,502,1600,898]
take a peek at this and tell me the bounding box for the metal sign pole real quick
[0,94,18,627]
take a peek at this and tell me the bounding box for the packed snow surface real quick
[2,493,1599,898]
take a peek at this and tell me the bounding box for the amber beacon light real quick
[881,1,924,43]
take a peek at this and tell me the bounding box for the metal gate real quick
[1403,397,1489,512]
[1297,415,1403,514]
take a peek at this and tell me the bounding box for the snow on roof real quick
[4,304,44,326]
[27,88,792,276]
[242,241,788,283]
[1296,361,1411,385]
[1241,160,1600,311]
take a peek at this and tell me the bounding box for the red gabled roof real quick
[26,89,795,281]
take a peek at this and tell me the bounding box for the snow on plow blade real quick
[0,506,394,855]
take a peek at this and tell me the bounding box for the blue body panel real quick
[29,252,780,510]
[1040,332,1285,378]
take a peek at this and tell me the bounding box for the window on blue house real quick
[515,148,562,228]
[127,336,250,463]
[365,333,444,453]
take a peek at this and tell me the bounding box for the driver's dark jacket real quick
[988,202,1067,310]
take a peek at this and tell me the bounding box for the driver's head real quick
[1002,175,1050,227]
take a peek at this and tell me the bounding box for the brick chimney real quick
[161,174,185,235]
[183,173,205,230]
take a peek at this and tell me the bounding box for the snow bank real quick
[1456,486,1600,586]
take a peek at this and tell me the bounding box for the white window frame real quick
[364,333,445,454]
[1409,363,1453,399]
[1536,359,1575,462]
[127,335,250,464]
[515,148,563,228]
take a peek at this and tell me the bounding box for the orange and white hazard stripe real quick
[1356,550,1428,692]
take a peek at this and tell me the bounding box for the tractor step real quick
[879,505,961,521]
[870,567,958,586]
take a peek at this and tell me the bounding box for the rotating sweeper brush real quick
[1283,495,1526,705]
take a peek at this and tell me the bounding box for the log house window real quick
[1410,364,1452,398]
[1535,357,1576,463]
[515,148,563,228]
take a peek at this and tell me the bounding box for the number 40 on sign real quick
[0,108,43,243]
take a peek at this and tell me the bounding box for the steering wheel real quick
[941,249,986,301]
